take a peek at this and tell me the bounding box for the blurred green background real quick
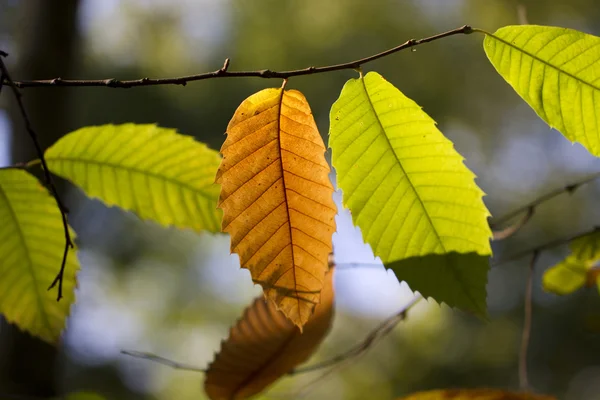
[0,0,599,399]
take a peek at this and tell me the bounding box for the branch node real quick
[565,183,578,193]
[51,77,62,85]
[141,77,150,83]
[220,58,230,73]
[104,78,118,86]
[462,25,473,34]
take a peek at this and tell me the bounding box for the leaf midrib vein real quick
[277,90,301,321]
[359,77,446,254]
[482,29,600,92]
[47,157,217,201]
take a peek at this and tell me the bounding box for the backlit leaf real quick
[329,71,492,317]
[45,123,222,233]
[204,268,335,400]
[216,88,336,328]
[397,388,556,400]
[543,231,600,295]
[0,169,78,343]
[483,25,600,156]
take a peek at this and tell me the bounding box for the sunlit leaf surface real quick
[329,71,492,316]
[217,88,336,328]
[45,123,222,232]
[0,169,78,343]
[483,25,600,156]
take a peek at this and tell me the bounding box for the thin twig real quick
[493,226,600,266]
[290,295,422,374]
[120,350,206,372]
[121,295,422,376]
[3,26,474,89]
[492,207,534,241]
[519,251,538,390]
[517,3,529,25]
[490,172,600,240]
[0,52,74,301]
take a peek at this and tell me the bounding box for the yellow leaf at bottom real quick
[216,88,336,328]
[204,268,335,400]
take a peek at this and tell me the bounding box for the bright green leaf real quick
[0,169,78,343]
[45,124,222,233]
[329,71,492,317]
[482,25,600,156]
[543,231,600,295]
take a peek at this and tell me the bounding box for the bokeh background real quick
[0,0,599,399]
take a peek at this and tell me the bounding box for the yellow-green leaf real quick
[45,124,222,232]
[482,25,600,156]
[543,231,600,295]
[329,71,492,317]
[0,169,78,343]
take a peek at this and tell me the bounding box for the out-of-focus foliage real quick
[483,25,600,156]
[217,88,336,328]
[397,388,556,400]
[45,124,223,233]
[0,169,78,343]
[330,71,492,317]
[204,269,334,400]
[63,391,107,400]
[3,1,600,400]
[543,231,600,295]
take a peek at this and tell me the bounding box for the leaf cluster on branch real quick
[1,23,599,400]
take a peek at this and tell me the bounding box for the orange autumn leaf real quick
[216,87,336,328]
[204,268,335,400]
[398,389,556,400]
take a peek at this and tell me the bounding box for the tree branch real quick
[120,295,422,376]
[290,294,422,375]
[493,226,600,266]
[519,251,538,390]
[119,350,206,373]
[2,26,473,89]
[491,171,600,241]
[0,52,74,301]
